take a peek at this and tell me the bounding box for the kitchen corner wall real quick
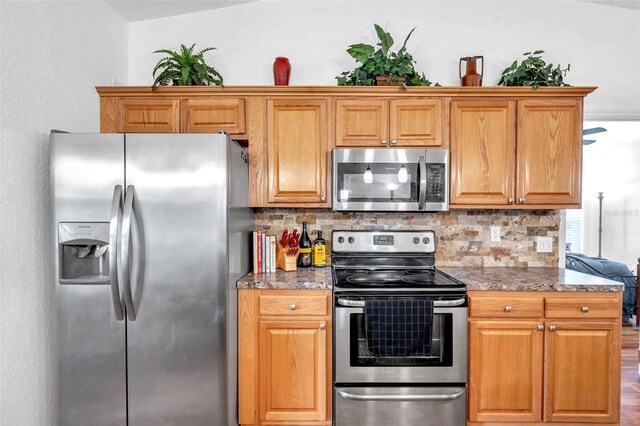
[256,209,560,267]
[0,2,128,424]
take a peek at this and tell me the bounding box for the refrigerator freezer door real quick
[124,134,231,425]
[51,133,126,426]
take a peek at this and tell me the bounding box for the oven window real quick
[349,313,453,367]
[336,163,418,203]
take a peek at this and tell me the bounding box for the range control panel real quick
[332,230,436,254]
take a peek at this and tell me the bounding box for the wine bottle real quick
[297,222,312,268]
[313,231,326,267]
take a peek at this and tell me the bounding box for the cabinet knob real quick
[508,197,514,204]
[549,325,556,331]
[518,197,526,204]
[537,325,544,331]
[289,304,296,310]
[391,139,398,145]
[504,306,512,312]
[319,323,326,330]
[582,306,589,313]
[320,196,326,201]
[381,139,388,145]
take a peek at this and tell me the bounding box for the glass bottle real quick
[313,231,327,267]
[297,222,312,268]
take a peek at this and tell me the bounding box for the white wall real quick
[0,2,128,424]
[581,121,640,270]
[127,0,640,116]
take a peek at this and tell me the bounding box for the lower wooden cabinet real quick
[469,320,543,422]
[468,292,621,425]
[239,289,332,426]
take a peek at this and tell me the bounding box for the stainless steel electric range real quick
[332,230,467,426]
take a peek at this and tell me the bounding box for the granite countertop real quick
[439,267,624,292]
[237,268,333,290]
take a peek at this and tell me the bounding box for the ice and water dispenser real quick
[58,222,111,284]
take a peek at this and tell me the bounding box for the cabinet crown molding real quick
[96,85,597,98]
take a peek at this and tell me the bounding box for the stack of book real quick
[253,230,276,273]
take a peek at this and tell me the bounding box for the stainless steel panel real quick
[226,142,253,426]
[332,230,436,254]
[125,134,233,425]
[334,305,467,383]
[334,386,466,426]
[51,133,126,426]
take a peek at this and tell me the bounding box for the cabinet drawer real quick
[470,296,544,318]
[259,294,328,316]
[545,297,620,319]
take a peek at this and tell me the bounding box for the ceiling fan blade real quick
[582,139,597,145]
[583,127,607,136]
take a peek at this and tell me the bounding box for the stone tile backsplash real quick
[255,209,560,267]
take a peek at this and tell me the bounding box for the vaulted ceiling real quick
[106,0,640,22]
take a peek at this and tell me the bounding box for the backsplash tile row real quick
[254,209,560,267]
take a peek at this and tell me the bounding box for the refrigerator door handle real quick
[122,185,137,321]
[109,185,124,321]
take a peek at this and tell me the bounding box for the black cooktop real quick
[333,267,465,290]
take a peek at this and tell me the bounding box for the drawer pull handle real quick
[504,306,512,312]
[289,304,296,310]
[549,325,556,331]
[319,323,326,330]
[582,306,589,313]
[537,325,544,331]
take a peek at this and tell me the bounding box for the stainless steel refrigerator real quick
[50,133,252,426]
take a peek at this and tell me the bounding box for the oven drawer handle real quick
[337,389,464,401]
[337,298,466,307]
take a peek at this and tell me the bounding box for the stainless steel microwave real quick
[332,148,449,212]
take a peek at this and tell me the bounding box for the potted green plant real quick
[498,50,570,89]
[336,24,438,87]
[151,43,223,89]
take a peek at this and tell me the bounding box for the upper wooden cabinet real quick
[266,98,329,204]
[97,86,595,209]
[181,98,246,135]
[450,98,583,209]
[116,98,180,133]
[517,99,582,206]
[450,100,516,206]
[335,98,444,147]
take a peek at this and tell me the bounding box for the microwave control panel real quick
[425,163,445,203]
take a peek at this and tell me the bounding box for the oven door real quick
[334,295,467,384]
[334,386,466,426]
[332,148,425,211]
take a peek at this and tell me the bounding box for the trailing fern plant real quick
[498,50,570,89]
[152,44,223,89]
[336,24,438,86]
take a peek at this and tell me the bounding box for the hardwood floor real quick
[621,323,639,426]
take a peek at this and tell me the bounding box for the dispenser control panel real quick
[58,222,109,245]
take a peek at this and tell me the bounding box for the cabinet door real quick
[335,99,388,146]
[259,320,327,422]
[468,320,543,422]
[389,98,443,146]
[544,320,620,423]
[267,98,329,204]
[116,99,180,133]
[181,98,246,135]
[516,99,582,206]
[450,100,516,205]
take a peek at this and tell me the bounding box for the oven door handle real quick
[337,389,464,401]
[337,298,466,308]
[418,155,427,210]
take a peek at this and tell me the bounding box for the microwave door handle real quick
[418,155,427,210]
